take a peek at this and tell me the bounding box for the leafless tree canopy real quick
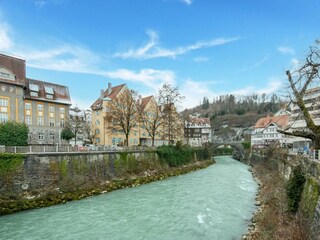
[279,40,320,148]
[105,87,139,146]
[158,84,184,144]
[138,97,162,147]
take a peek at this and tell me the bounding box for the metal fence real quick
[1,145,156,154]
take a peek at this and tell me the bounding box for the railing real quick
[288,148,320,162]
[0,145,156,154]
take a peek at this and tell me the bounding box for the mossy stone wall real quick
[0,151,160,196]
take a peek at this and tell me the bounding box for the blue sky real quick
[0,0,320,110]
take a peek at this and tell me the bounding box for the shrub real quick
[0,121,28,146]
[157,144,212,167]
[286,166,306,213]
[241,141,251,149]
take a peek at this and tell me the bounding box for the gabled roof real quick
[188,117,211,126]
[25,78,71,105]
[91,84,125,110]
[255,115,289,129]
[139,95,154,111]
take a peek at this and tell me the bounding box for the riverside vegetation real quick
[243,146,310,240]
[0,144,214,215]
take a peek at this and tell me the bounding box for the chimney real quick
[100,89,105,100]
[108,82,112,94]
[139,95,142,105]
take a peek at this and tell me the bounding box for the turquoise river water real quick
[0,156,258,240]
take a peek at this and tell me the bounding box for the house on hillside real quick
[251,113,290,148]
[184,117,212,146]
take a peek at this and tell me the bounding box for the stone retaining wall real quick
[248,152,320,239]
[0,151,159,195]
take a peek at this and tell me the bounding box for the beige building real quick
[0,53,71,145]
[91,83,183,147]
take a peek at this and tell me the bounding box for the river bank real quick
[242,161,305,239]
[0,158,214,215]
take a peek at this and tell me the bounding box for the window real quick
[0,67,15,81]
[46,94,53,99]
[59,108,65,114]
[30,91,38,97]
[44,86,54,94]
[49,106,55,113]
[49,117,55,127]
[0,113,8,123]
[25,103,31,110]
[50,132,55,140]
[25,115,31,125]
[0,97,9,123]
[96,138,100,143]
[95,129,100,134]
[38,116,43,126]
[95,120,100,125]
[37,105,43,111]
[38,132,44,140]
[29,84,39,92]
[0,98,8,107]
[60,119,65,128]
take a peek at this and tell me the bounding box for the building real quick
[91,83,183,147]
[69,107,92,146]
[91,83,137,146]
[138,95,167,146]
[286,87,320,151]
[0,53,71,145]
[251,113,290,148]
[184,117,212,147]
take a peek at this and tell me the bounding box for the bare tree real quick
[158,84,184,144]
[105,87,139,146]
[138,96,163,147]
[278,40,320,148]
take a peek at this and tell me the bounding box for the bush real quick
[241,141,251,149]
[157,144,212,167]
[286,166,306,213]
[0,121,28,146]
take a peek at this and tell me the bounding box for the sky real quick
[0,0,320,110]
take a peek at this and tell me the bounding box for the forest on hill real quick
[184,93,285,138]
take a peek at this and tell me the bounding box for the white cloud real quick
[0,22,13,50]
[21,45,102,74]
[239,56,269,72]
[231,78,283,96]
[114,30,240,59]
[278,46,295,55]
[103,68,176,90]
[180,79,220,109]
[193,56,209,62]
[180,78,284,109]
[34,0,46,8]
[180,0,192,5]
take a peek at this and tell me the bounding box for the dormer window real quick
[0,67,15,81]
[45,86,54,99]
[29,83,39,97]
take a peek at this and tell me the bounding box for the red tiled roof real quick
[255,115,289,129]
[189,117,211,125]
[91,84,125,109]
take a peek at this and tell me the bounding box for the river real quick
[0,156,258,240]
